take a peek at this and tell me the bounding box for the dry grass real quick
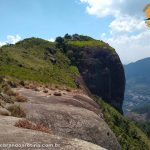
[0,107,11,116]
[53,92,62,96]
[66,88,72,92]
[15,119,51,134]
[51,87,56,91]
[7,81,18,88]
[2,84,11,93]
[7,105,26,118]
[7,90,19,97]
[15,95,28,102]
[24,85,30,89]
[19,81,25,86]
[34,87,40,91]
[43,89,48,93]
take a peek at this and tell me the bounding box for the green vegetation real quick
[135,121,150,139]
[133,104,150,119]
[67,40,106,47]
[94,97,150,150]
[1,36,114,87]
[66,39,115,53]
[55,34,115,53]
[130,105,150,139]
[0,38,79,88]
[64,34,95,41]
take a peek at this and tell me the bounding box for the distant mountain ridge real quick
[124,57,150,140]
[125,57,150,84]
[124,57,150,113]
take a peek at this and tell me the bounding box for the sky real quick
[0,0,150,64]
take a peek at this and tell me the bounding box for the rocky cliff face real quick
[63,36,125,113]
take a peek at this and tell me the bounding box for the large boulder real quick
[15,88,121,150]
[0,116,107,150]
[66,43,125,113]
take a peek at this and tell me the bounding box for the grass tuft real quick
[15,119,51,134]
[7,105,26,118]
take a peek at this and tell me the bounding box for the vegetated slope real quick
[94,97,150,150]
[124,57,150,113]
[129,104,150,139]
[0,38,79,88]
[133,104,150,120]
[56,34,125,113]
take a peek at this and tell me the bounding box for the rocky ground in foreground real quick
[0,116,107,150]
[0,82,121,150]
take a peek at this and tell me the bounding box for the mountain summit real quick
[0,34,150,150]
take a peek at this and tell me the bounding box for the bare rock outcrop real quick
[0,116,107,150]
[66,44,125,113]
[14,88,121,150]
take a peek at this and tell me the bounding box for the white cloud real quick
[7,35,22,44]
[80,0,148,33]
[48,38,55,42]
[0,41,6,47]
[101,30,150,64]
[80,0,150,63]
[80,0,149,18]
[109,16,146,33]
[0,35,22,47]
[80,0,118,17]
